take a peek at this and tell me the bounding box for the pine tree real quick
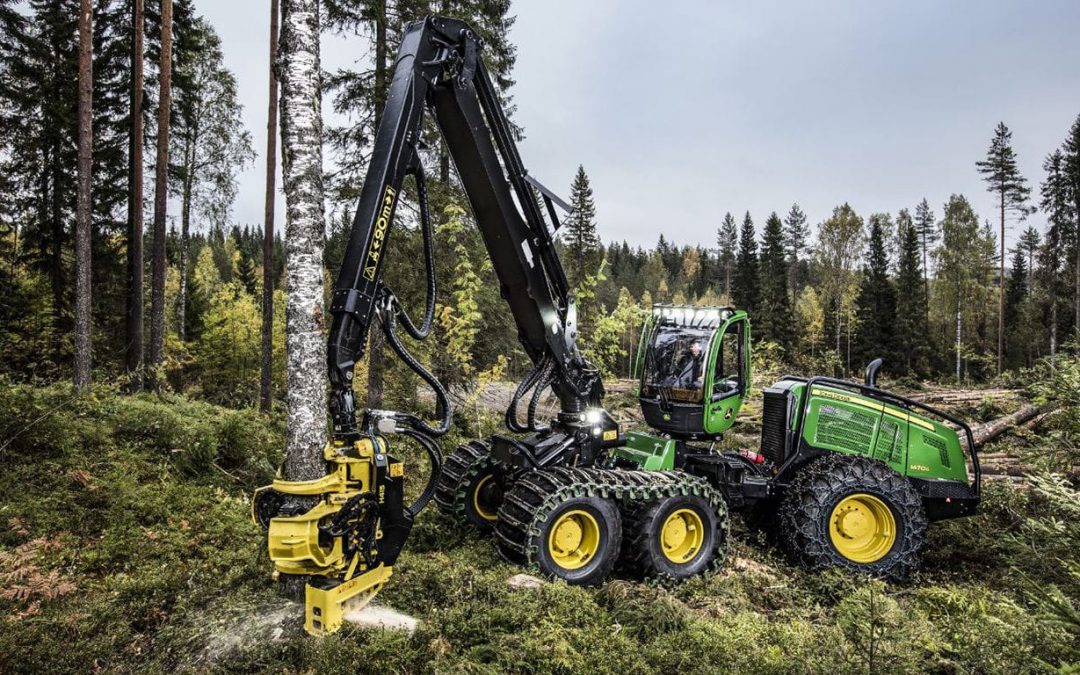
[716,211,737,299]
[125,0,145,386]
[976,122,1032,374]
[563,165,601,288]
[148,0,172,388]
[894,209,927,374]
[783,203,808,300]
[261,0,279,413]
[73,0,92,387]
[854,213,897,369]
[732,212,758,314]
[1004,242,1031,369]
[757,212,793,352]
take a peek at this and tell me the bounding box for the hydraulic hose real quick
[380,306,453,436]
[398,427,443,518]
[393,166,436,340]
[505,355,549,433]
[526,358,556,432]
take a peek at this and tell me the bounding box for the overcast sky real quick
[199,0,1080,251]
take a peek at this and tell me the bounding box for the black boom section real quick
[327,16,601,435]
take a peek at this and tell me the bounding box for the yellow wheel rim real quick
[659,508,705,564]
[472,474,498,522]
[547,509,601,570]
[829,494,897,563]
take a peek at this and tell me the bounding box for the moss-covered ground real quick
[0,383,1076,674]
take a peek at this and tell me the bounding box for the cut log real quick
[969,404,1047,447]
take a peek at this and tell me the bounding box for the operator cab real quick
[635,305,750,440]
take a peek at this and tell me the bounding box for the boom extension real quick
[326,16,603,439]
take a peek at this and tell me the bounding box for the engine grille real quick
[760,391,790,465]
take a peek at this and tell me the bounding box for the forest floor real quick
[0,381,1077,673]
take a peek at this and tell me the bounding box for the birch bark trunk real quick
[279,0,327,482]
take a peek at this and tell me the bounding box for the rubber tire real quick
[779,454,927,581]
[531,496,622,586]
[624,495,726,581]
[433,440,503,530]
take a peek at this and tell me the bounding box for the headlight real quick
[584,409,602,425]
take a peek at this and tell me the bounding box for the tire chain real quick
[778,454,927,581]
[494,466,730,577]
[433,440,493,523]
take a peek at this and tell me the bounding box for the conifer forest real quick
[0,1,1079,673]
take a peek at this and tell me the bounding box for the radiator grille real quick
[816,403,877,455]
[874,419,904,464]
[760,391,789,465]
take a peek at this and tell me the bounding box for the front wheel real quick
[779,455,927,580]
[433,440,504,530]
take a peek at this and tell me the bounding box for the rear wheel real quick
[779,455,926,580]
[433,440,504,530]
[624,494,727,581]
[532,496,622,585]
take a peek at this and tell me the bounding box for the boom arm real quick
[327,16,603,438]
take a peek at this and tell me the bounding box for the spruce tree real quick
[783,203,808,299]
[854,213,898,369]
[716,212,737,299]
[976,122,1032,374]
[563,164,601,288]
[914,198,936,332]
[894,209,927,374]
[1018,225,1040,292]
[1040,150,1072,360]
[1062,114,1080,333]
[732,212,758,314]
[757,212,793,352]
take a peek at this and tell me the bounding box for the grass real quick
[0,382,1077,674]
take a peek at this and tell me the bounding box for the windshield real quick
[641,326,713,402]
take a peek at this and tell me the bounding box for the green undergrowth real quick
[0,383,1077,673]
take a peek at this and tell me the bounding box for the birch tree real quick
[279,0,327,482]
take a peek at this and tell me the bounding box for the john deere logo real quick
[363,185,396,281]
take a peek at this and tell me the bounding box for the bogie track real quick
[494,466,730,584]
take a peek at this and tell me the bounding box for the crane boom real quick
[327,16,603,439]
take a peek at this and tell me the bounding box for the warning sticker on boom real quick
[363,185,397,281]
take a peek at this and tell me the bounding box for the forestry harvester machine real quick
[251,16,982,635]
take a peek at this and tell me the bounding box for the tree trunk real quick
[955,303,962,383]
[125,0,145,387]
[1050,299,1058,367]
[997,193,1004,375]
[261,0,281,413]
[74,0,93,389]
[279,0,327,482]
[176,137,193,343]
[365,0,389,410]
[148,0,172,389]
[1075,200,1080,335]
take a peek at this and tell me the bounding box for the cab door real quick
[703,315,749,435]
